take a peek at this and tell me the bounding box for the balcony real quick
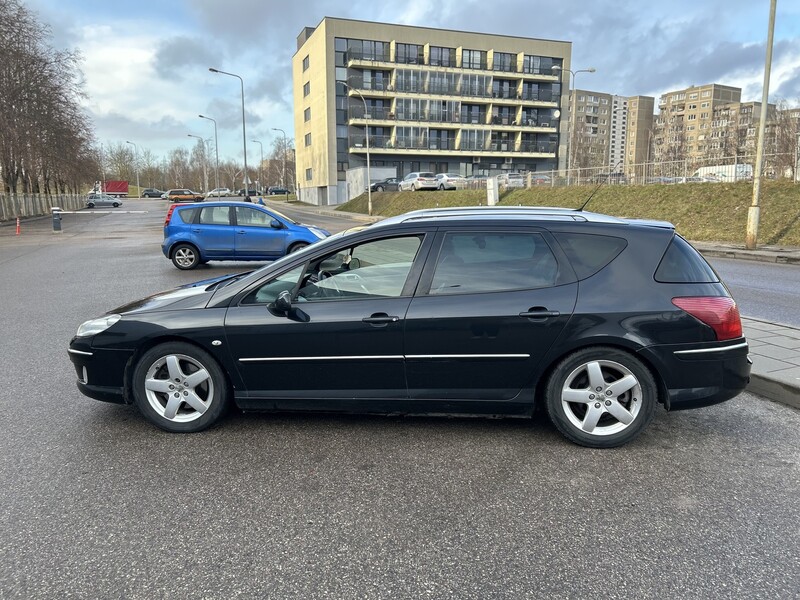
[346,135,557,158]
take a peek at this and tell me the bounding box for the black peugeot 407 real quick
[68,207,751,448]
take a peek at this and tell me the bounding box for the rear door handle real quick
[519,308,560,319]
[236,230,247,235]
[362,314,401,325]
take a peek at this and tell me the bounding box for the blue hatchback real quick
[162,201,330,270]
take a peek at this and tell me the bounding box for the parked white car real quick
[206,188,232,198]
[498,172,524,188]
[435,173,467,190]
[399,172,438,191]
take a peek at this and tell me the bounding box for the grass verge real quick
[338,180,800,246]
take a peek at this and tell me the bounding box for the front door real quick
[223,233,431,405]
[233,205,287,259]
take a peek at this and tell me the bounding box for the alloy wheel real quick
[143,353,214,423]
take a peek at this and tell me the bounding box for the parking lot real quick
[1,200,799,598]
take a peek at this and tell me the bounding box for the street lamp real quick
[271,128,288,196]
[188,134,209,192]
[552,65,596,185]
[125,140,140,196]
[209,67,249,197]
[198,114,220,190]
[337,80,372,216]
[251,139,263,194]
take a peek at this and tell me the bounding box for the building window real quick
[302,55,309,71]
[462,49,486,70]
[396,43,423,64]
[305,168,312,181]
[430,46,455,67]
[304,107,311,122]
[303,82,310,97]
[492,52,514,72]
[304,133,311,146]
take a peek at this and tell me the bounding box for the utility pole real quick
[746,0,776,250]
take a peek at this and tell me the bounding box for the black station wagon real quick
[68,207,751,448]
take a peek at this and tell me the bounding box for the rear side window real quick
[655,235,719,283]
[176,207,200,224]
[553,232,627,279]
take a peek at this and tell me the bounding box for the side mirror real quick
[270,219,283,229]
[274,290,292,313]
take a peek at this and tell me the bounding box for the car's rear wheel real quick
[131,342,230,432]
[545,347,657,448]
[87,202,95,209]
[171,243,200,270]
[438,184,445,190]
[376,185,384,192]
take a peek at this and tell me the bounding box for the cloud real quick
[154,37,219,79]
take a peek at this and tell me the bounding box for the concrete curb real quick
[747,374,800,410]
[692,243,800,265]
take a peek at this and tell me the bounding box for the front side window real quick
[297,236,423,301]
[235,206,273,227]
[429,232,558,295]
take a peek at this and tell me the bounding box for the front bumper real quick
[639,339,751,411]
[68,342,134,405]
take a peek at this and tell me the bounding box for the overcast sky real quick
[28,0,800,163]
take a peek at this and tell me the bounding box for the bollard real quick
[51,207,62,233]
[15,217,20,235]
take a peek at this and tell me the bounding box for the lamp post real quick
[188,134,209,193]
[271,128,288,196]
[338,81,372,216]
[209,68,249,197]
[552,65,595,186]
[125,140,140,197]
[251,139,263,194]
[198,114,220,190]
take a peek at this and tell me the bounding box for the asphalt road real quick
[1,201,799,599]
[707,257,800,328]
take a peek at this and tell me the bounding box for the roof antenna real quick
[577,160,623,212]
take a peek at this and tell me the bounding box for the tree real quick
[770,99,800,179]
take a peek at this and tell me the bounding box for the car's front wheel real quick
[112,202,120,208]
[171,243,200,270]
[131,342,230,432]
[376,186,384,192]
[545,347,657,448]
[288,242,308,254]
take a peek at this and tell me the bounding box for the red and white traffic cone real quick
[15,217,20,235]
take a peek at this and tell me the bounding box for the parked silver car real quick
[497,172,524,188]
[435,173,467,190]
[86,194,123,208]
[399,172,438,191]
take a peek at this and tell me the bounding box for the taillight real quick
[672,296,742,341]
[164,205,177,226]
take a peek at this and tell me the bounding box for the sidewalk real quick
[266,198,800,411]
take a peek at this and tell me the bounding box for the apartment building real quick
[293,17,571,205]
[623,95,655,176]
[653,84,741,163]
[608,95,628,170]
[707,101,776,158]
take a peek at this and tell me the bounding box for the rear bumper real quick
[639,339,751,411]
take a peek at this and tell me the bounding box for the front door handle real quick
[519,308,561,319]
[362,313,401,325]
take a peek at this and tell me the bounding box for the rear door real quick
[404,228,577,402]
[191,205,234,258]
[233,205,287,259]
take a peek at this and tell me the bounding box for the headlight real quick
[76,314,121,337]
[310,228,327,240]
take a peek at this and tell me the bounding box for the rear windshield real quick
[655,235,719,283]
[419,172,435,177]
[553,232,627,279]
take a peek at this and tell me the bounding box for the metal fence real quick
[0,193,84,222]
[453,153,797,191]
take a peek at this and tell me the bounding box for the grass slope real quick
[338,180,800,246]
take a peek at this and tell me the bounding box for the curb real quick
[747,374,800,410]
[696,247,800,265]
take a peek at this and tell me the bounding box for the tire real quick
[376,186,384,192]
[411,184,417,191]
[288,242,309,254]
[112,202,119,208]
[171,243,201,270]
[438,184,445,190]
[544,347,657,448]
[131,342,230,433]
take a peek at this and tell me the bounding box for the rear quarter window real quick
[176,207,200,224]
[553,232,627,279]
[655,235,719,283]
